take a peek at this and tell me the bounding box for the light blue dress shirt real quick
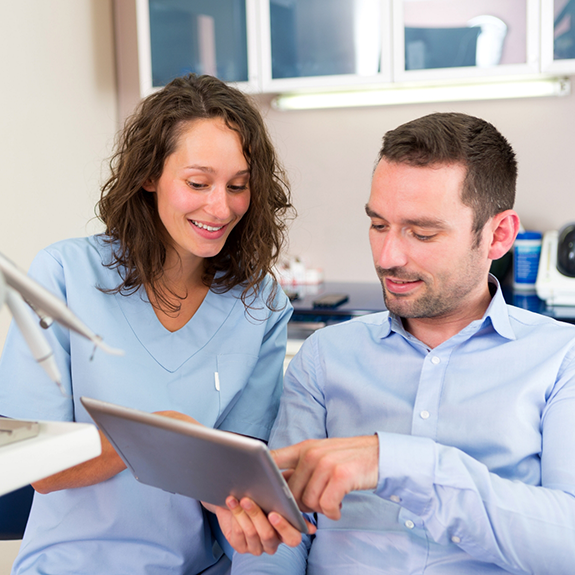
[232,279,575,574]
[0,235,292,575]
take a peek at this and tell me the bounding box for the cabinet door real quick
[260,0,392,92]
[393,0,540,82]
[136,0,260,95]
[541,0,575,72]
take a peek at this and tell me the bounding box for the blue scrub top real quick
[0,235,292,575]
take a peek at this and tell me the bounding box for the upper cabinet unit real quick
[541,0,575,73]
[147,0,251,86]
[114,0,564,115]
[394,0,540,82]
[259,0,392,92]
[114,0,260,120]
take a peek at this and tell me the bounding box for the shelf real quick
[0,421,101,496]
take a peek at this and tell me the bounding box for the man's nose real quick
[374,231,408,270]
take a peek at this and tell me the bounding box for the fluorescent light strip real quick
[273,78,571,111]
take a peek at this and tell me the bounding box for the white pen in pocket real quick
[214,371,220,392]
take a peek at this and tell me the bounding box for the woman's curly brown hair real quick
[97,74,294,312]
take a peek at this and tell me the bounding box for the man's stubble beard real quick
[375,243,486,319]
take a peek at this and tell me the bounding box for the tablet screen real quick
[81,397,308,533]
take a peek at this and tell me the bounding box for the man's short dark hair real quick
[377,112,517,239]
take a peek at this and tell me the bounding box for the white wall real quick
[0,0,117,351]
[255,89,575,283]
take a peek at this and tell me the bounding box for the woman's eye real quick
[187,181,206,190]
[228,184,248,193]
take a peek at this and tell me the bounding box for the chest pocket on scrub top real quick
[215,354,259,421]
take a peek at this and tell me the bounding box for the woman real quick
[0,74,293,574]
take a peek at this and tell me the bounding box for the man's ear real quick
[487,210,520,260]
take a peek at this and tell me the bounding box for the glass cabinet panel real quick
[540,0,575,73]
[269,0,383,80]
[148,0,249,87]
[554,0,575,60]
[399,0,531,75]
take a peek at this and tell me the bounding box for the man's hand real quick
[204,498,316,556]
[272,435,379,520]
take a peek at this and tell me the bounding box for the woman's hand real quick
[203,497,315,556]
[153,410,201,425]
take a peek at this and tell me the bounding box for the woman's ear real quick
[142,179,156,192]
[487,210,520,260]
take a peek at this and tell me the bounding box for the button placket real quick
[411,349,450,439]
[398,508,424,534]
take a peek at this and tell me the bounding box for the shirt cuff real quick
[374,431,437,517]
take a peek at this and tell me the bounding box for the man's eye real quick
[370,222,386,231]
[413,233,435,241]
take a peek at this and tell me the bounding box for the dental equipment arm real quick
[4,285,65,394]
[0,251,123,356]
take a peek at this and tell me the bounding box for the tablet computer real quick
[80,397,307,533]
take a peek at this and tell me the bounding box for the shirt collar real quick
[482,274,516,341]
[384,274,516,342]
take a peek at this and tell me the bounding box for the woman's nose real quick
[205,187,231,221]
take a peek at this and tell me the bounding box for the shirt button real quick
[420,410,430,419]
[405,520,415,529]
[390,495,401,503]
[431,356,441,364]
[451,535,461,544]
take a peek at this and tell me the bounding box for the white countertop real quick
[0,421,101,496]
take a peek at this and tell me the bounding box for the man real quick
[224,113,575,574]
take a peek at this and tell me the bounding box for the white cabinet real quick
[394,0,541,82]
[146,0,249,84]
[259,0,392,92]
[139,0,259,91]
[113,0,260,121]
[114,0,560,116]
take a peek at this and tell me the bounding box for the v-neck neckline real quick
[114,285,240,372]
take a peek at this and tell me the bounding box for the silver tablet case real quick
[80,397,307,533]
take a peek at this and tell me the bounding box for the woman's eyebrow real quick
[183,165,249,177]
[183,164,214,172]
